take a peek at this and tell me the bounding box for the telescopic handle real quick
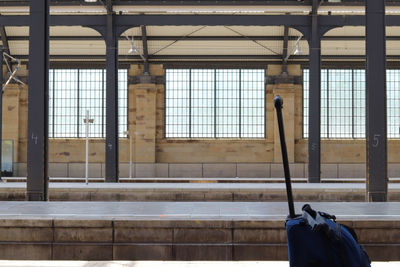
[274,95,296,219]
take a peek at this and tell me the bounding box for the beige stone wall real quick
[7,63,400,177]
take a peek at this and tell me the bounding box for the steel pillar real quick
[0,26,11,68]
[27,0,49,200]
[281,25,289,74]
[105,0,119,182]
[308,0,321,183]
[366,0,387,202]
[141,25,149,74]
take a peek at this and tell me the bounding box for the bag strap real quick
[302,205,350,267]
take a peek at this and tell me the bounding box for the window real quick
[303,69,366,139]
[165,69,265,138]
[304,68,400,139]
[49,69,128,138]
[387,70,400,138]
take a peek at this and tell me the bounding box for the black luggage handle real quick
[274,95,296,219]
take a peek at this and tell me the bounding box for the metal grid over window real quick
[165,69,265,138]
[387,70,400,138]
[303,69,366,139]
[49,69,128,138]
[353,70,366,138]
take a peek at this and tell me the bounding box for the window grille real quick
[304,68,400,139]
[165,68,265,138]
[49,69,128,138]
[303,69,365,139]
[387,70,400,138]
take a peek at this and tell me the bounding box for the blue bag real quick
[274,96,371,267]
[286,204,371,267]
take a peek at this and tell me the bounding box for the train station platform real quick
[0,182,399,201]
[0,201,397,261]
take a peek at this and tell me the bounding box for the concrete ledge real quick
[0,183,399,202]
[0,202,396,260]
[10,163,400,179]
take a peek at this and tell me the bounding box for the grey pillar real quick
[105,0,119,182]
[366,0,387,202]
[27,0,49,201]
[141,25,149,74]
[308,0,321,183]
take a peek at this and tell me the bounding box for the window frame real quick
[164,67,266,139]
[302,67,365,139]
[49,68,129,139]
[302,67,400,139]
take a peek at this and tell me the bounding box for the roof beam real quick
[13,54,393,60]
[0,14,399,27]
[3,0,400,7]
[0,0,312,6]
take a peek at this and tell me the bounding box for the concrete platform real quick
[3,177,400,183]
[0,182,399,201]
[0,201,398,261]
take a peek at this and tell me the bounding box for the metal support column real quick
[141,25,149,74]
[308,0,321,183]
[366,0,387,201]
[27,0,49,200]
[105,0,119,182]
[0,26,11,67]
[282,25,289,74]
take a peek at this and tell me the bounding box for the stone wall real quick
[0,215,397,260]
[5,63,400,178]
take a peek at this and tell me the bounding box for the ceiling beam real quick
[3,0,400,7]
[0,0,312,6]
[13,54,393,61]
[0,14,399,27]
[7,35,400,42]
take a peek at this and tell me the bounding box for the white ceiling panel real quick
[9,41,28,56]
[5,26,29,36]
[288,28,303,37]
[387,41,400,55]
[146,40,278,55]
[120,27,142,38]
[321,41,365,55]
[147,26,207,36]
[50,26,101,36]
[386,27,400,36]
[135,26,284,37]
[325,27,365,37]
[50,41,105,55]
